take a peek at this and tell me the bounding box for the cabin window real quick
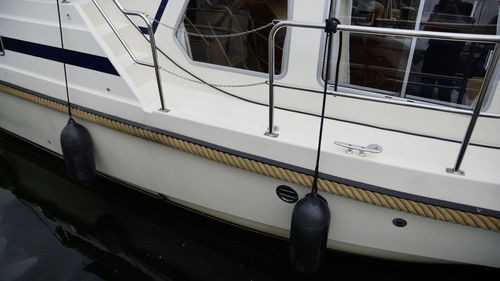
[177,0,288,74]
[331,0,499,108]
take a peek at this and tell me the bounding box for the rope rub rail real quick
[1,83,499,232]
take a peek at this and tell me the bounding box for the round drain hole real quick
[392,218,408,227]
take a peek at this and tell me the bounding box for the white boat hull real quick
[1,90,499,267]
[1,0,500,270]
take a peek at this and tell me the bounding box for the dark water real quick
[0,130,498,281]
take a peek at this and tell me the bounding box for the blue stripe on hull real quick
[2,37,120,76]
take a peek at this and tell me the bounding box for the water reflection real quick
[0,130,498,281]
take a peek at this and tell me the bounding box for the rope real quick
[311,19,338,194]
[1,83,500,232]
[56,0,72,118]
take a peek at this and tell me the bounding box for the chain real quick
[160,67,268,88]
[144,15,270,87]
[148,16,275,39]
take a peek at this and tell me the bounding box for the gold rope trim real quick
[2,84,500,232]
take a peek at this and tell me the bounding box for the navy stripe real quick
[139,0,169,34]
[2,37,119,76]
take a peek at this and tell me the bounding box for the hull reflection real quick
[0,129,498,281]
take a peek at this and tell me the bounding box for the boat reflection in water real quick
[0,130,498,281]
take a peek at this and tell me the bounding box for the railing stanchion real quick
[447,44,500,175]
[265,21,325,138]
[265,23,285,137]
[143,17,166,112]
[93,0,167,111]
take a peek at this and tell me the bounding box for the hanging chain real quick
[159,67,268,88]
[148,16,276,39]
[142,15,273,88]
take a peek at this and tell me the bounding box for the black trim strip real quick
[1,80,499,219]
[1,37,119,76]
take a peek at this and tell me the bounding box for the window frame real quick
[317,0,500,112]
[172,0,294,78]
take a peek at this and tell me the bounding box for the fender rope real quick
[1,83,499,232]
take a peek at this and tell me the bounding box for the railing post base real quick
[264,126,279,138]
[446,168,465,176]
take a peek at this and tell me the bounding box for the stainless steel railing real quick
[266,20,500,174]
[91,0,166,111]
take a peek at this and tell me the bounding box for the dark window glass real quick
[346,0,421,94]
[406,0,498,106]
[178,0,287,73]
[333,0,498,108]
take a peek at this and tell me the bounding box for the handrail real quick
[450,44,500,174]
[92,0,151,67]
[337,24,500,43]
[91,0,166,111]
[271,82,477,115]
[266,20,500,174]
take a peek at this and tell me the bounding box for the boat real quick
[1,0,499,271]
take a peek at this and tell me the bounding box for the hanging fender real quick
[60,118,96,183]
[289,192,330,273]
[288,17,339,273]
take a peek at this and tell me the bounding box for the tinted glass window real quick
[178,0,288,73]
[345,0,421,94]
[406,0,498,106]
[333,0,499,108]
